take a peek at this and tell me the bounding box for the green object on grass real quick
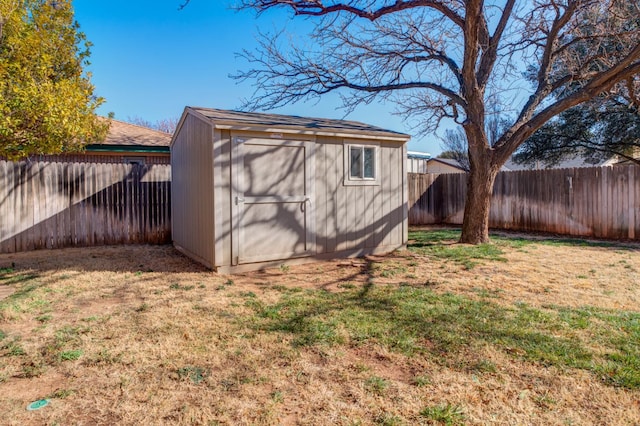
[26,399,49,411]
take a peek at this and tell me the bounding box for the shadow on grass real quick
[0,267,57,315]
[244,280,640,389]
[407,228,640,270]
[0,245,210,274]
[1,272,40,287]
[412,227,640,251]
[408,229,507,269]
[0,267,41,296]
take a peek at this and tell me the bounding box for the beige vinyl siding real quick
[402,144,409,245]
[383,146,393,247]
[315,136,330,254]
[213,129,231,267]
[171,114,215,267]
[314,138,407,255]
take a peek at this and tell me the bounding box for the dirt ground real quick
[0,230,639,425]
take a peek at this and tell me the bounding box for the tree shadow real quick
[0,161,171,254]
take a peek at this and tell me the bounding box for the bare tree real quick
[439,114,508,172]
[203,0,640,243]
[127,116,179,134]
[154,118,179,134]
[439,129,470,171]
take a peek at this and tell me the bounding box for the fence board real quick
[408,165,640,240]
[0,160,171,253]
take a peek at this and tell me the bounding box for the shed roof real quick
[186,107,410,141]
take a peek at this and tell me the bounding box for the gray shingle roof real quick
[189,107,410,140]
[429,158,466,169]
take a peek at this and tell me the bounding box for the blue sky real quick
[73,0,441,154]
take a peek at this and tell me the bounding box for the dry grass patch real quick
[0,230,639,425]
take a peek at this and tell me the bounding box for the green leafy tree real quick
[515,94,640,167]
[0,0,107,159]
[515,5,640,168]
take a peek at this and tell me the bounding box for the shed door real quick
[232,136,315,265]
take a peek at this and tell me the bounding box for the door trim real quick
[230,134,316,265]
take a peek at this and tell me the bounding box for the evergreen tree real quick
[516,4,640,167]
[515,96,640,167]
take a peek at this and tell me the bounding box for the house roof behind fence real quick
[503,156,616,170]
[428,158,468,171]
[188,107,410,141]
[100,120,172,147]
[84,119,172,154]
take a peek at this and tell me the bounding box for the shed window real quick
[344,141,380,186]
[350,146,376,179]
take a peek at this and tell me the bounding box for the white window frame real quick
[343,140,380,186]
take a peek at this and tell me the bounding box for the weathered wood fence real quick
[0,161,171,253]
[409,165,640,240]
[3,161,638,254]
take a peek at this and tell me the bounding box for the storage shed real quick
[171,107,410,273]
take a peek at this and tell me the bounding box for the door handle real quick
[235,196,245,205]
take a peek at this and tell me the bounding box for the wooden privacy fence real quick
[0,161,171,253]
[409,165,640,240]
[3,161,638,254]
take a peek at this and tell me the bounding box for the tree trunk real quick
[459,161,498,244]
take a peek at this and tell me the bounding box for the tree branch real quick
[460,0,486,148]
[496,56,640,164]
[515,0,581,127]
[239,0,465,28]
[522,133,640,166]
[477,0,515,88]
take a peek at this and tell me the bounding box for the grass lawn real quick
[0,227,639,425]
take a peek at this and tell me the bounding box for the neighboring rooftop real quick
[428,157,467,170]
[407,150,431,159]
[85,119,172,153]
[428,157,511,172]
[187,107,410,140]
[100,120,172,147]
[503,156,616,171]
